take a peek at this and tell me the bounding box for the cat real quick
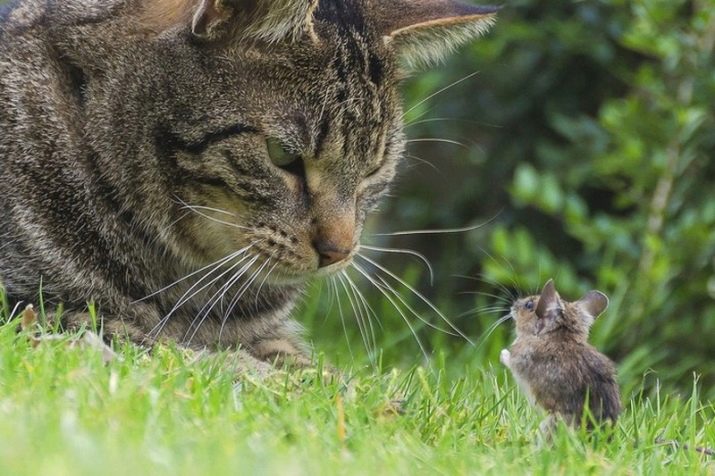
[0,0,497,372]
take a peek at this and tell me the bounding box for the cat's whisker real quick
[174,254,256,343]
[338,271,376,360]
[186,255,262,345]
[185,208,249,231]
[324,276,335,314]
[356,253,473,345]
[191,254,264,346]
[172,196,237,217]
[189,255,260,336]
[144,247,256,342]
[406,138,470,150]
[216,257,272,345]
[371,212,501,237]
[211,256,267,344]
[166,247,256,317]
[174,197,250,231]
[342,271,383,330]
[179,203,236,217]
[253,259,279,308]
[404,117,501,129]
[219,255,270,335]
[331,276,355,362]
[150,248,257,341]
[404,116,456,128]
[369,267,457,336]
[337,272,375,361]
[159,210,192,241]
[343,270,381,363]
[404,154,441,173]
[350,262,429,361]
[402,154,441,174]
[136,247,245,303]
[401,70,480,121]
[358,244,434,285]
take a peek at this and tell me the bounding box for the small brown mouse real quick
[500,279,620,439]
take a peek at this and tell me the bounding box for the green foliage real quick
[377,0,715,397]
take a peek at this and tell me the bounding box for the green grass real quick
[0,288,713,476]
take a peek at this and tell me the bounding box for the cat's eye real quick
[266,138,300,168]
[525,300,535,311]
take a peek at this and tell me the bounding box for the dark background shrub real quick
[328,0,715,398]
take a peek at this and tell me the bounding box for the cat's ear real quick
[191,0,230,37]
[372,0,499,69]
[577,290,609,325]
[141,0,318,42]
[192,0,319,42]
[535,279,561,320]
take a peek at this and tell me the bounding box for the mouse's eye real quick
[525,300,535,311]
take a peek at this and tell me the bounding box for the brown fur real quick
[501,280,621,440]
[0,0,497,375]
[139,0,196,33]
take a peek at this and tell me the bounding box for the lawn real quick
[0,286,713,476]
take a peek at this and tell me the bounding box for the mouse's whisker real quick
[456,305,508,320]
[475,313,513,351]
[459,290,512,304]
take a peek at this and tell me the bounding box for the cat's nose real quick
[313,239,352,268]
[312,219,354,268]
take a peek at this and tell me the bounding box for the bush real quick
[375,0,715,397]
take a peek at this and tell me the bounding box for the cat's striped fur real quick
[0,0,496,371]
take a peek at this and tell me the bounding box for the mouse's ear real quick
[535,279,561,320]
[577,290,609,323]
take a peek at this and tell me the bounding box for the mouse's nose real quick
[313,239,351,268]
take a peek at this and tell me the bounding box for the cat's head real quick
[78,0,497,284]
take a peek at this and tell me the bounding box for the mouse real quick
[499,279,621,440]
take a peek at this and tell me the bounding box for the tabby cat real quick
[0,0,496,371]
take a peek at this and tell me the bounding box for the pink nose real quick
[313,239,351,268]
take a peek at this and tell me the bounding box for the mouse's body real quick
[501,280,620,437]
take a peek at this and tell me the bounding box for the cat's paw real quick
[500,348,511,367]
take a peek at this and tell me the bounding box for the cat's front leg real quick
[246,318,313,369]
[194,348,278,379]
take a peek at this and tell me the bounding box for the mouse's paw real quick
[500,348,511,367]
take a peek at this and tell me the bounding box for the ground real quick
[0,295,712,476]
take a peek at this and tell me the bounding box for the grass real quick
[0,286,713,476]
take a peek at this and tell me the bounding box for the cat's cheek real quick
[357,191,387,215]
